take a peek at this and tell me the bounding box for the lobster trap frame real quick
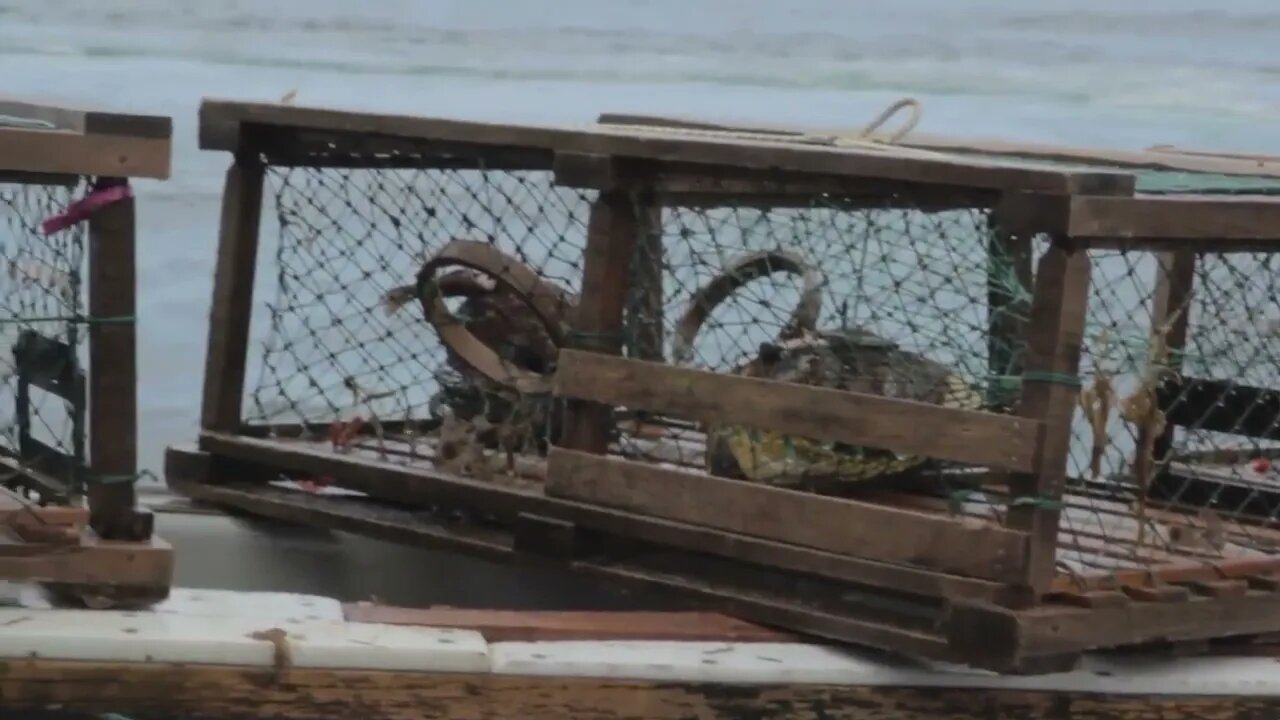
[172,98,1280,672]
[0,96,174,604]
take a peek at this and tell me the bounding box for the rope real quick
[600,97,951,161]
[0,114,55,130]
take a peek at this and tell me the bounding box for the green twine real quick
[0,314,135,325]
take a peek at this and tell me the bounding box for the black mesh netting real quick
[246,161,1280,579]
[0,178,89,498]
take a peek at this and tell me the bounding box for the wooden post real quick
[557,187,643,455]
[986,210,1033,411]
[1147,251,1196,465]
[623,200,665,362]
[87,176,148,540]
[1009,238,1091,595]
[199,156,265,434]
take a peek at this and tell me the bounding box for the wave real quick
[2,37,1274,122]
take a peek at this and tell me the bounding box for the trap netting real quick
[248,164,594,478]
[0,178,89,499]
[1050,246,1280,578]
[614,196,1029,500]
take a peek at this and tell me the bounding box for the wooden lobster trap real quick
[169,98,1280,672]
[0,96,174,606]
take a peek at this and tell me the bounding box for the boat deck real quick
[4,585,1280,719]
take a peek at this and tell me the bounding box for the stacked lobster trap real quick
[172,98,1280,672]
[0,97,174,607]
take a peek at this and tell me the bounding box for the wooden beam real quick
[546,448,1030,582]
[559,188,643,454]
[1064,195,1280,246]
[199,159,265,433]
[553,350,1041,473]
[86,177,148,541]
[1007,242,1091,594]
[198,99,1134,195]
[598,110,1280,180]
[555,153,998,209]
[13,659,1280,720]
[173,442,1008,602]
[0,127,170,179]
[0,95,172,138]
[953,591,1280,670]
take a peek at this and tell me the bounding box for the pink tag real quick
[41,184,134,235]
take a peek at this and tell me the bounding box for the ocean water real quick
[1,0,1279,479]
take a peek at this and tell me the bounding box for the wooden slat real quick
[546,448,1029,582]
[598,110,1280,180]
[168,449,962,662]
[0,127,170,179]
[0,95,172,138]
[553,349,1040,473]
[559,188,643,455]
[177,441,1008,602]
[954,590,1280,668]
[15,659,1280,720]
[199,159,265,432]
[198,99,1134,195]
[341,605,796,643]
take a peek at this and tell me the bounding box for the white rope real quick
[0,114,55,130]
[596,97,955,161]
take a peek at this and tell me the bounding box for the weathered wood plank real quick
[954,590,1280,668]
[12,659,1280,720]
[545,448,1030,582]
[0,95,172,138]
[559,188,643,454]
[598,110,1280,180]
[199,159,265,433]
[342,605,797,642]
[1007,242,1091,594]
[174,442,1008,602]
[87,177,148,541]
[167,447,963,661]
[198,99,1134,195]
[1064,195,1280,246]
[0,127,170,179]
[553,349,1041,473]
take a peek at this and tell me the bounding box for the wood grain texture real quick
[1064,195,1280,246]
[2,659,1279,719]
[0,95,172,138]
[198,99,1134,195]
[546,448,1030,582]
[553,349,1041,472]
[342,605,797,642]
[597,110,1280,180]
[199,159,265,433]
[560,189,642,454]
[1007,243,1091,593]
[0,128,170,179]
[86,177,144,540]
